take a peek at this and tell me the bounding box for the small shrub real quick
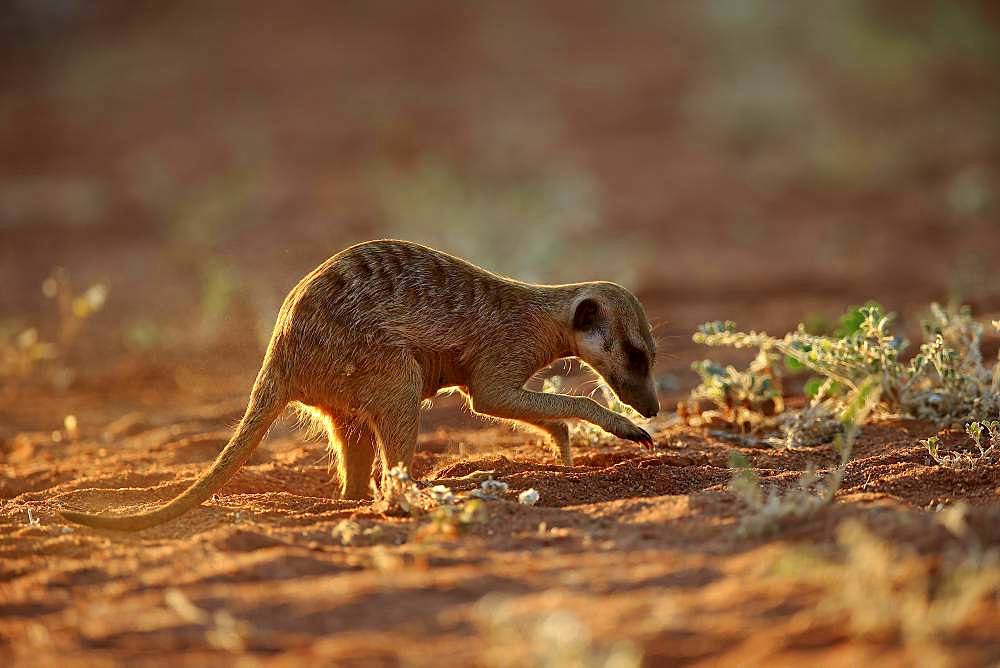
[921,420,999,470]
[690,303,1000,437]
[374,464,490,537]
[425,498,488,538]
[471,478,510,500]
[768,401,843,449]
[0,328,58,379]
[689,350,783,430]
[164,588,251,651]
[373,463,424,516]
[42,267,108,346]
[331,520,383,546]
[728,378,880,537]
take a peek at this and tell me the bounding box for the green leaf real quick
[803,377,825,398]
[835,302,884,338]
[785,355,805,372]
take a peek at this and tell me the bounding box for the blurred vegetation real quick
[688,0,1000,192]
[0,0,997,360]
[1,268,108,390]
[773,515,1000,664]
[371,156,646,285]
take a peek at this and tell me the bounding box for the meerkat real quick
[61,240,659,531]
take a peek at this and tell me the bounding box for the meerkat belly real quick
[413,349,468,399]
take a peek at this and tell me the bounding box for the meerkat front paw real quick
[609,415,655,449]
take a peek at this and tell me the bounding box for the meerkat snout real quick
[570,285,660,419]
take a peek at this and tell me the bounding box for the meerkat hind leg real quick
[295,404,371,499]
[526,419,572,466]
[331,419,378,500]
[365,387,422,495]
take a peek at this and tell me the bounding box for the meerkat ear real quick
[572,298,601,332]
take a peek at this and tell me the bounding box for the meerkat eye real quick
[624,342,649,376]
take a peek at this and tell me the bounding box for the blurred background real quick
[1,0,998,405]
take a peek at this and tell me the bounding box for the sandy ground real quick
[2,2,1000,666]
[3,362,1000,666]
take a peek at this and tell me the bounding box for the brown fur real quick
[61,240,659,530]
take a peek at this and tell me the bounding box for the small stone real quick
[518,488,540,506]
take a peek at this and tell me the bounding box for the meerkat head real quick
[568,283,660,418]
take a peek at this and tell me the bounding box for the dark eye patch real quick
[624,342,649,376]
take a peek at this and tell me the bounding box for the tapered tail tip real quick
[60,508,144,531]
[60,509,99,526]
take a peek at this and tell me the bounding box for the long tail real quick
[61,368,287,531]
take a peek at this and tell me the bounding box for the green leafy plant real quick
[689,349,783,430]
[691,304,1000,435]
